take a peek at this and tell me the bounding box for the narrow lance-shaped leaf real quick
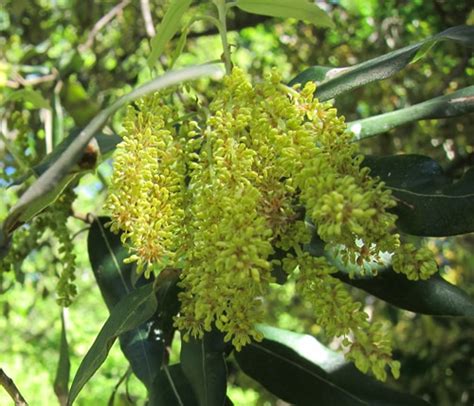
[180,331,227,406]
[87,217,167,390]
[336,270,474,317]
[54,310,71,406]
[235,325,429,406]
[149,364,199,406]
[289,25,474,101]
[236,0,334,28]
[364,154,474,236]
[67,283,157,405]
[147,0,193,68]
[307,220,474,317]
[0,64,222,249]
[349,86,474,140]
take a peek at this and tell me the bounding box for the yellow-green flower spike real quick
[105,68,439,380]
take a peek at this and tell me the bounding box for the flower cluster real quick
[106,68,438,379]
[0,188,77,306]
[105,96,186,276]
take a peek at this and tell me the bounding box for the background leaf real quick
[349,86,474,139]
[147,0,193,68]
[180,331,227,406]
[236,0,334,28]
[235,325,429,406]
[67,283,157,405]
[289,25,474,101]
[7,89,50,109]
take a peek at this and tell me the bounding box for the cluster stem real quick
[213,0,232,74]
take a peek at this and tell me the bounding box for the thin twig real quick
[4,72,57,89]
[0,369,28,406]
[79,0,132,52]
[107,368,132,406]
[140,0,156,38]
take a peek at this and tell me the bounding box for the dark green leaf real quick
[87,217,134,307]
[309,229,474,316]
[364,155,474,236]
[147,0,193,68]
[289,25,474,101]
[235,325,429,406]
[336,270,474,317]
[149,364,199,406]
[0,64,221,248]
[363,155,448,193]
[236,0,334,28]
[67,283,157,405]
[54,310,70,406]
[349,86,474,139]
[87,217,166,390]
[180,331,227,406]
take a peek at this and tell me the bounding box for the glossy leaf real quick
[149,364,199,406]
[363,154,448,193]
[67,283,157,405]
[235,325,428,406]
[337,270,474,317]
[87,217,165,389]
[0,64,221,249]
[309,229,474,316]
[147,0,193,68]
[349,86,474,139]
[289,25,474,100]
[364,155,474,236]
[54,310,70,406]
[236,0,334,28]
[180,331,227,406]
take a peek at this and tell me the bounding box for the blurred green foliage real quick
[0,0,473,405]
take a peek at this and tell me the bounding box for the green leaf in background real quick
[149,364,199,406]
[61,77,100,127]
[363,154,474,236]
[180,331,227,406]
[147,0,193,68]
[289,25,474,101]
[87,217,166,390]
[0,64,222,249]
[8,129,118,188]
[7,88,50,109]
[349,86,474,139]
[235,0,334,28]
[235,325,429,406]
[67,283,157,405]
[54,310,71,406]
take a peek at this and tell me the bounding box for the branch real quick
[140,0,156,38]
[79,0,132,52]
[0,369,28,406]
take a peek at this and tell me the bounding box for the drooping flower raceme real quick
[106,68,437,380]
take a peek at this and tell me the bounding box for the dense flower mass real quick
[106,68,438,380]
